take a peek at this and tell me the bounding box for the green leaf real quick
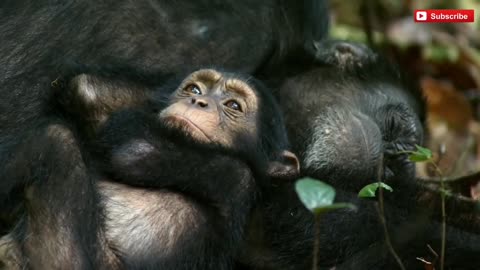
[295,178,335,212]
[295,178,357,215]
[423,45,459,63]
[440,188,452,197]
[408,145,433,162]
[358,182,394,198]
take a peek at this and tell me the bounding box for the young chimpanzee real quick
[2,69,299,270]
[237,41,480,270]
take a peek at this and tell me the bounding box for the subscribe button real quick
[414,9,475,23]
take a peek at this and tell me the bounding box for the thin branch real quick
[430,162,446,270]
[376,157,406,270]
[312,215,320,270]
[427,244,439,261]
[360,0,374,46]
[417,170,480,185]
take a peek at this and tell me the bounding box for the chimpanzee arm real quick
[1,121,115,270]
[92,109,259,270]
[54,72,157,138]
[2,116,257,270]
[94,109,259,204]
[99,157,257,270]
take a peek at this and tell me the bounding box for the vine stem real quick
[312,215,320,270]
[430,162,446,270]
[376,157,406,270]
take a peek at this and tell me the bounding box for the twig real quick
[467,63,480,90]
[413,180,479,205]
[427,244,439,262]
[417,170,480,185]
[431,31,480,91]
[312,215,320,270]
[430,162,446,270]
[360,0,374,46]
[376,157,406,270]
[418,168,480,199]
[432,31,480,70]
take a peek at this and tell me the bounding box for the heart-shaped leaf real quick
[295,178,357,214]
[295,178,336,212]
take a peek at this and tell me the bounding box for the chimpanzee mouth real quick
[162,115,211,143]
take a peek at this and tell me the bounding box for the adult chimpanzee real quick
[236,41,480,270]
[1,69,299,270]
[0,0,330,143]
[278,40,425,192]
[0,1,327,267]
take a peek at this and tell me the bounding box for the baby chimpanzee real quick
[2,69,299,270]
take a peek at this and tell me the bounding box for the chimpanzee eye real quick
[224,100,242,111]
[185,84,202,95]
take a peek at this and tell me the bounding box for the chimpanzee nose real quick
[191,98,208,108]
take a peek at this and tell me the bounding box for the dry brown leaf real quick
[422,77,473,133]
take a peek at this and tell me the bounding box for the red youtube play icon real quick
[416,11,427,21]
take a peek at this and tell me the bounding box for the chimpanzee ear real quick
[267,150,300,181]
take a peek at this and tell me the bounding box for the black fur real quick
[1,69,294,270]
[94,110,259,270]
[238,41,480,270]
[0,2,329,267]
[279,40,425,191]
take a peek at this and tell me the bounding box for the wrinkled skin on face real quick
[160,69,258,148]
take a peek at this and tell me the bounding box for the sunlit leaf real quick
[295,178,356,215]
[358,182,394,198]
[408,145,433,162]
[295,178,335,212]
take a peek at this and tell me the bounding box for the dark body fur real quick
[1,69,296,270]
[281,40,425,191]
[0,1,327,269]
[238,41,480,270]
[5,109,259,270]
[94,110,258,270]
